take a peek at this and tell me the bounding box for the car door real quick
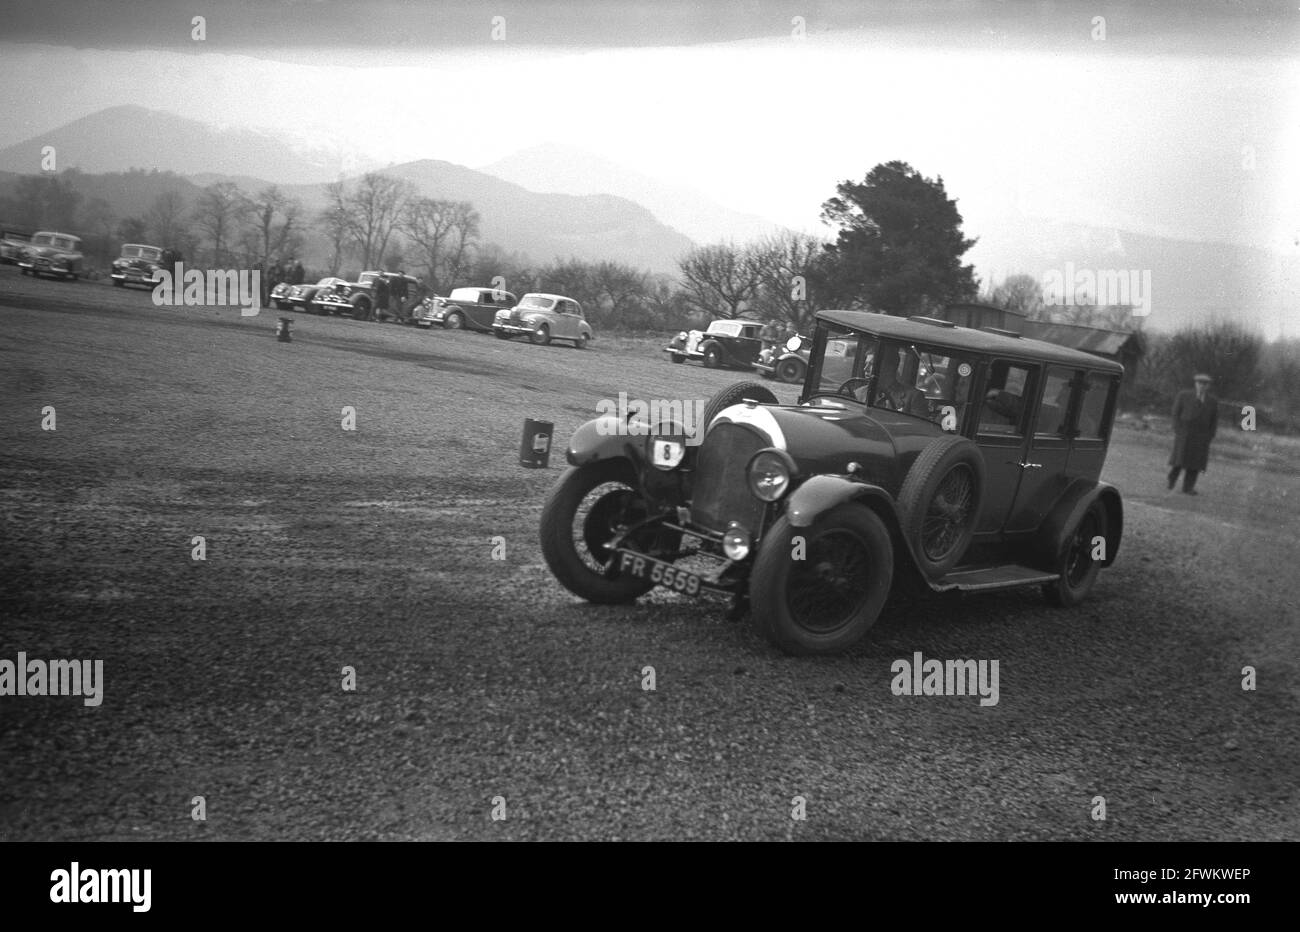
[555,300,578,339]
[464,291,497,330]
[1003,365,1075,533]
[729,324,764,366]
[973,359,1039,533]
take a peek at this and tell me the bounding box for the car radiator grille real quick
[690,423,768,534]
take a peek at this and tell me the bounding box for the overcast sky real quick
[1,1,1297,254]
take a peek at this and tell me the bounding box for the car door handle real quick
[1017,462,1043,469]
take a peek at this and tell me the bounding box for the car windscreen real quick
[519,295,555,310]
[705,321,742,337]
[32,234,54,246]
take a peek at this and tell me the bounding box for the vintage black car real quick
[317,271,424,321]
[540,311,1124,655]
[110,243,166,288]
[754,334,811,384]
[285,277,347,314]
[664,319,764,369]
[420,286,518,332]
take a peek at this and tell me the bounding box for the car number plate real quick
[617,551,703,596]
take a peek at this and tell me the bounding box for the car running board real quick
[930,564,1060,593]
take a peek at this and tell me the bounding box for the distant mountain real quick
[480,143,783,245]
[0,106,351,183]
[0,159,696,276]
[967,214,1290,337]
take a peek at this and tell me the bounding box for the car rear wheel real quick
[701,381,780,429]
[703,345,722,368]
[897,435,984,579]
[539,461,658,604]
[530,323,551,345]
[750,505,894,655]
[443,311,464,330]
[776,358,804,383]
[1043,500,1108,607]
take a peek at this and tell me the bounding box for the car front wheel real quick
[670,353,685,364]
[575,333,589,349]
[539,462,658,604]
[443,311,464,329]
[703,345,722,368]
[776,358,804,383]
[530,323,551,345]
[1043,500,1108,607]
[750,504,894,655]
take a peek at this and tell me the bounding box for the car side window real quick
[1077,373,1111,440]
[980,362,1033,435]
[1035,367,1075,438]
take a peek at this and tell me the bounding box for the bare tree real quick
[988,273,1046,320]
[7,173,83,230]
[192,182,251,266]
[145,190,191,253]
[748,230,825,329]
[399,197,480,292]
[342,173,413,270]
[677,242,762,319]
[241,186,303,270]
[320,181,353,276]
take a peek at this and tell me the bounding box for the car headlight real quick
[747,448,795,502]
[677,331,688,341]
[722,522,752,561]
[785,335,802,352]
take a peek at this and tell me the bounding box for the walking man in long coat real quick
[1167,373,1218,495]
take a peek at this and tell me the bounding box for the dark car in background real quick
[285,276,347,314]
[540,310,1124,655]
[664,318,764,369]
[110,243,166,288]
[754,333,811,384]
[421,286,519,332]
[317,271,423,321]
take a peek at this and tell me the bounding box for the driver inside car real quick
[874,347,930,417]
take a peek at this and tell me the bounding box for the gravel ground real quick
[0,267,1296,841]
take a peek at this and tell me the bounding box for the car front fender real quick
[785,475,898,528]
[1030,479,1123,569]
[566,417,645,467]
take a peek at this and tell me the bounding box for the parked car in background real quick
[414,294,449,328]
[0,230,32,265]
[754,333,811,384]
[317,271,424,321]
[110,243,167,288]
[16,231,84,280]
[664,318,764,369]
[270,281,296,309]
[493,293,592,347]
[540,310,1124,655]
[286,277,347,314]
[423,286,518,332]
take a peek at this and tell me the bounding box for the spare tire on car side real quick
[897,434,984,579]
[701,381,780,432]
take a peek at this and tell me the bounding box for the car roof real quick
[523,293,574,302]
[34,231,80,241]
[815,310,1126,374]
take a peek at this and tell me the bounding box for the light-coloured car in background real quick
[17,231,84,280]
[493,293,593,348]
